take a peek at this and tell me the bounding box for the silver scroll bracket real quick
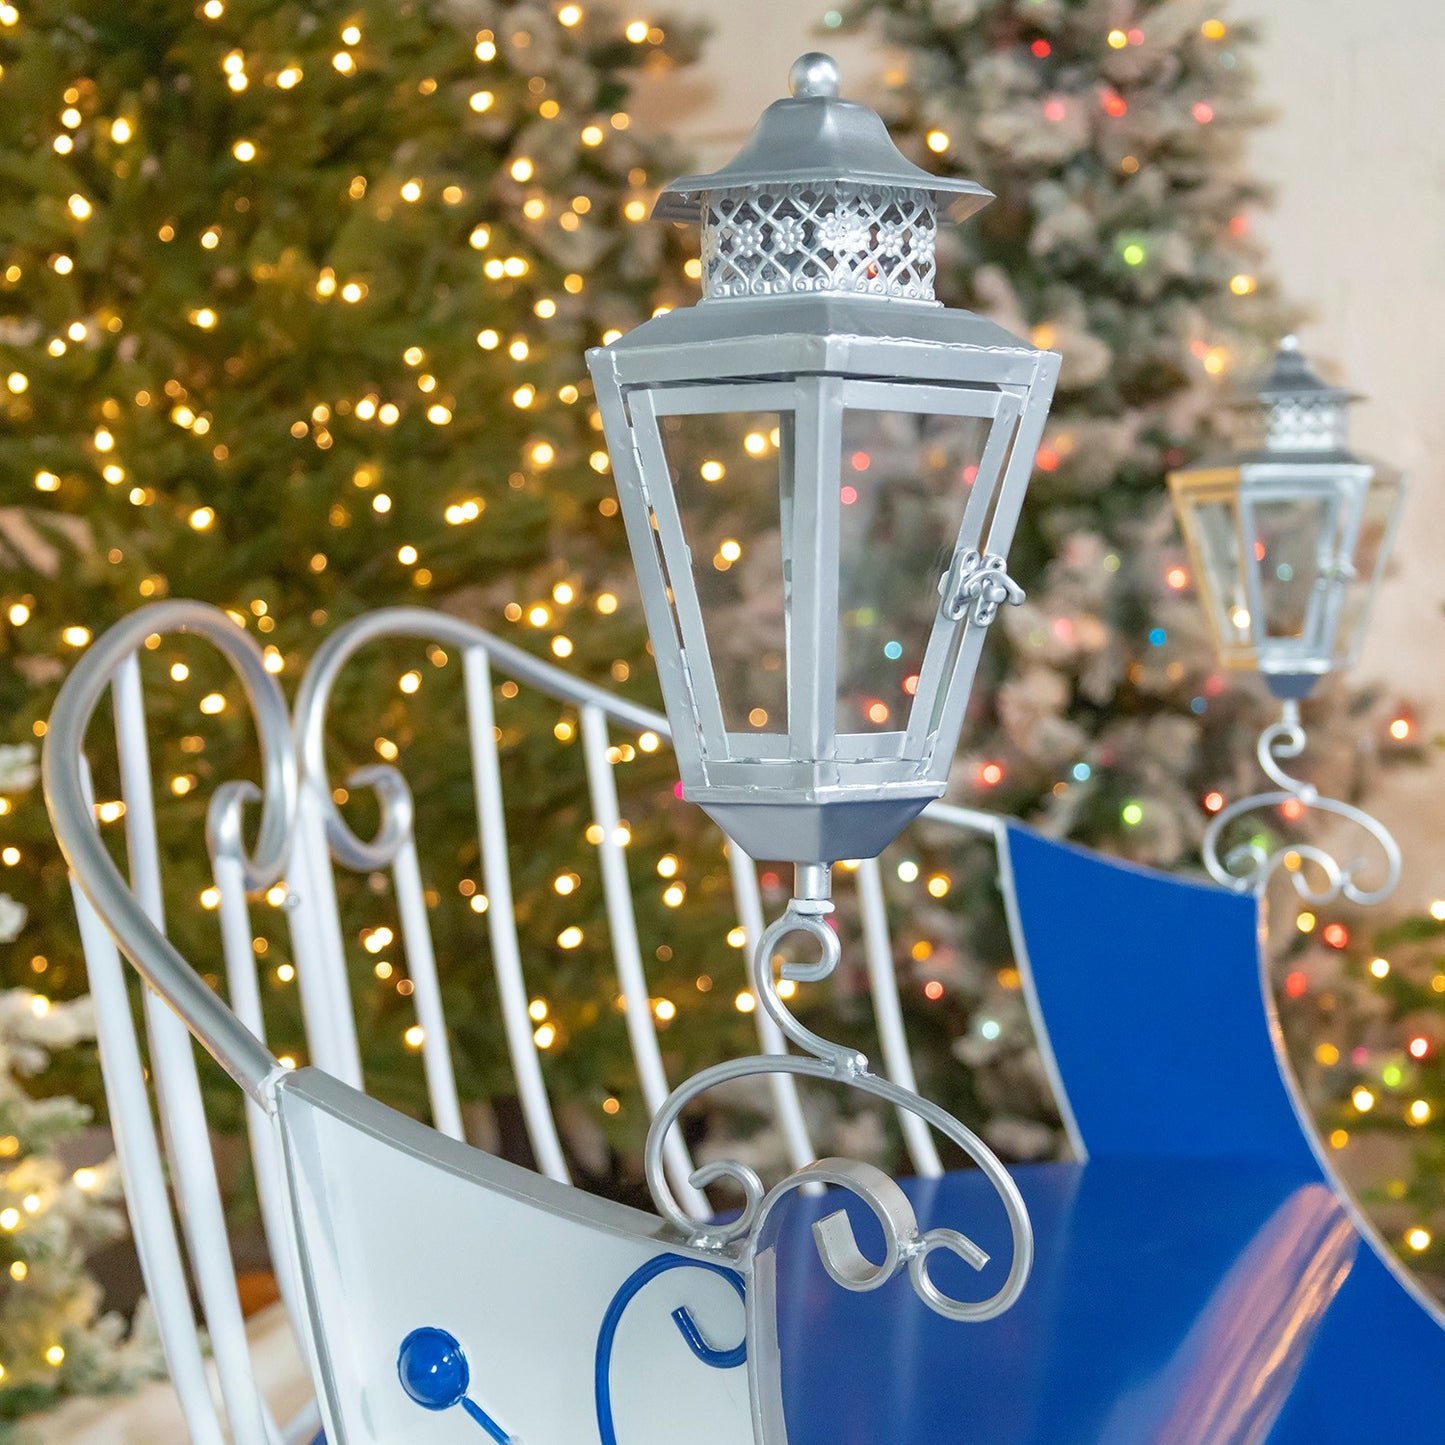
[938,549,1026,627]
[1202,699,1402,906]
[642,898,1034,1444]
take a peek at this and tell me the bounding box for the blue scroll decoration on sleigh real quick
[397,1326,514,1442]
[595,1255,748,1445]
[397,1256,745,1443]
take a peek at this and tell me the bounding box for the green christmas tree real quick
[0,0,807,1400]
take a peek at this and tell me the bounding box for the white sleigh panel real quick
[276,1069,754,1445]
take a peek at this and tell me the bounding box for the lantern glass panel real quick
[1182,491,1252,655]
[1242,492,1337,646]
[835,406,995,735]
[1337,463,1404,667]
[629,372,1028,774]
[659,408,790,735]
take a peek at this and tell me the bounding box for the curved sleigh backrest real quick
[992,820,1445,1434]
[291,605,955,1191]
[292,607,739,1215]
[999,822,1321,1171]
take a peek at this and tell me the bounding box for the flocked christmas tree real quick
[835,0,1436,1278]
[0,986,165,1424]
[839,0,1288,859]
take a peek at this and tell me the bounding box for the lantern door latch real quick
[938,548,1025,626]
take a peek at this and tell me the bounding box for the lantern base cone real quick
[1264,671,1322,701]
[699,792,937,868]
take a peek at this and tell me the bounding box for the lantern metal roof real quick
[1238,336,1359,458]
[1250,336,1353,405]
[654,53,993,225]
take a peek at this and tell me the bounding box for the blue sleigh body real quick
[767,825,1445,1443]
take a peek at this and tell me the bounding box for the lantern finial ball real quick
[789,52,841,99]
[1280,334,1299,351]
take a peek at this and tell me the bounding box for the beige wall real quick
[633,1,1445,908]
[1247,1,1445,907]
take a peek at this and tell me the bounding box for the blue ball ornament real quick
[397,1326,470,1412]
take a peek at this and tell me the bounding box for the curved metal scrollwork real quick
[43,602,294,1099]
[594,1254,746,1445]
[1203,701,1401,906]
[292,605,669,873]
[643,900,1033,1328]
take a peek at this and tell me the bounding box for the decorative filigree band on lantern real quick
[1202,701,1402,906]
[701,181,938,302]
[1261,394,1350,453]
[1249,335,1354,454]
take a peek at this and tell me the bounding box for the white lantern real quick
[588,55,1059,897]
[1169,339,1406,904]
[1168,338,1404,699]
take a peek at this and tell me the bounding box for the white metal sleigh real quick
[43,600,1032,1445]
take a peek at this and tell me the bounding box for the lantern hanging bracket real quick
[640,895,1034,1439]
[1201,700,1402,906]
[938,549,1025,626]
